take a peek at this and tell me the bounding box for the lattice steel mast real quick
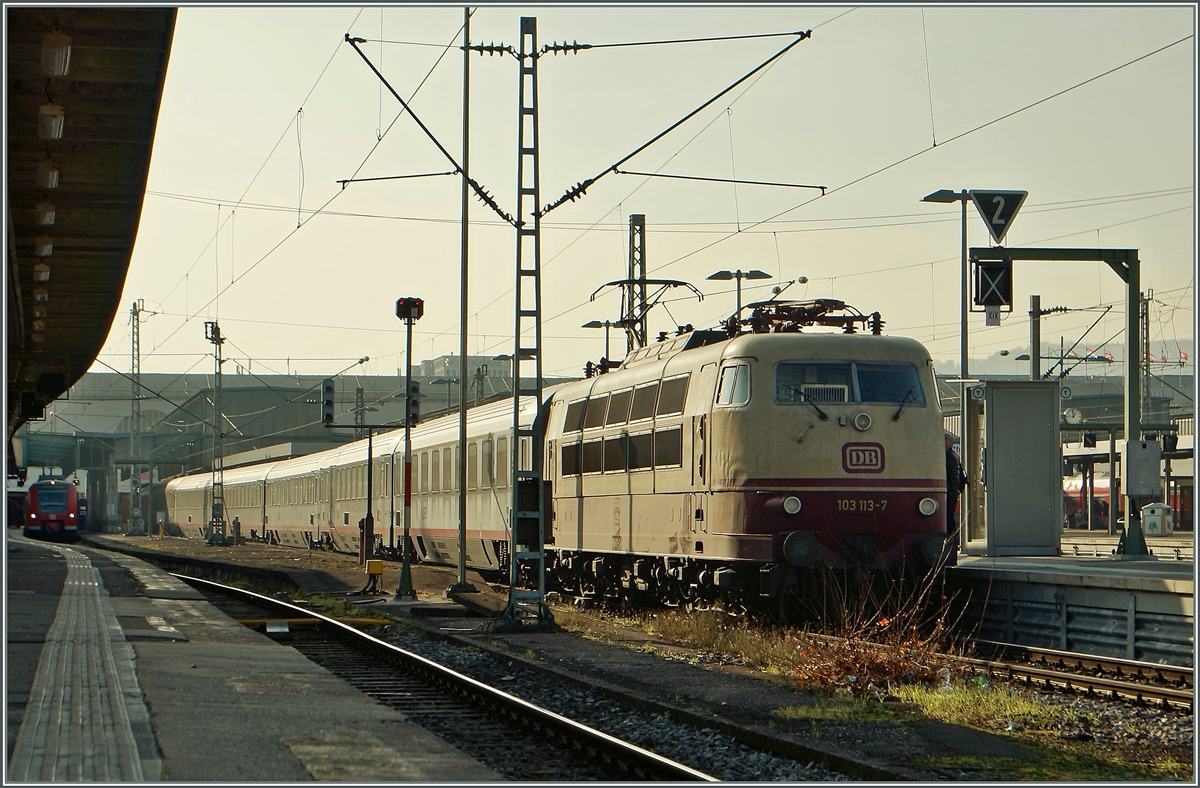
[501,16,553,628]
[204,321,227,544]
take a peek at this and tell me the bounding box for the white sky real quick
[94,4,1196,381]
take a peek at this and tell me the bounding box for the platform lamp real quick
[707,269,771,321]
[394,296,424,602]
[582,320,613,362]
[921,188,971,552]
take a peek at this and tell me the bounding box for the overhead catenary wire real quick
[540,30,813,216]
[646,33,1196,278]
[140,19,469,363]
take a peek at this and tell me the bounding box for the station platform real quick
[5,533,501,782]
[947,529,1194,666]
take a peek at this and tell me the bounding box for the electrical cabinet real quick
[964,380,1063,556]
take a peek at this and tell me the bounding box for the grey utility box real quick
[965,380,1063,557]
[1122,438,1162,497]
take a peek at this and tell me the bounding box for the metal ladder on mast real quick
[501,16,552,628]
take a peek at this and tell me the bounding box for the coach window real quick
[468,442,479,490]
[629,382,659,421]
[603,435,628,472]
[561,442,581,476]
[496,437,509,488]
[443,448,455,492]
[656,375,690,416]
[716,363,751,406]
[582,394,609,429]
[605,389,633,426]
[429,450,439,494]
[563,399,586,433]
[482,438,494,487]
[654,426,683,467]
[581,440,603,474]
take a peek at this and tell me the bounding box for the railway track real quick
[963,640,1193,712]
[175,575,715,782]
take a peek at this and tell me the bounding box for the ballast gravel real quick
[379,626,854,781]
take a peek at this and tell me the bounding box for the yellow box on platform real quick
[365,559,384,576]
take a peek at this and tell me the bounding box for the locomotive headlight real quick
[30,513,37,519]
[69,512,75,518]
[918,497,938,516]
[853,412,872,431]
[783,530,820,567]
[783,496,802,515]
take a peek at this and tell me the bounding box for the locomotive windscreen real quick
[775,362,924,405]
[34,487,69,512]
[855,363,925,405]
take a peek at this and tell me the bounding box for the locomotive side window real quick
[581,440,603,474]
[561,442,581,476]
[603,435,628,472]
[628,432,654,470]
[606,389,633,425]
[654,426,683,467]
[583,394,609,429]
[563,400,586,432]
[775,362,851,403]
[715,364,751,406]
[855,363,925,405]
[656,375,690,416]
[629,382,659,421]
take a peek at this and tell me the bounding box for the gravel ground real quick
[1010,685,1193,748]
[377,625,855,781]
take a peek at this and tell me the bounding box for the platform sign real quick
[969,190,1028,244]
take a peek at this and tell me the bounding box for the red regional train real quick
[24,479,81,541]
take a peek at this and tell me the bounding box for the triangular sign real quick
[969,189,1028,245]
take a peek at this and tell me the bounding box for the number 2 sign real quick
[969,189,1028,245]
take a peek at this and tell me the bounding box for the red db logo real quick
[842,442,884,473]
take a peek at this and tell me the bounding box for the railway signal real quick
[321,379,335,425]
[408,381,422,426]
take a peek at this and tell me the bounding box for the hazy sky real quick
[93,4,1196,381]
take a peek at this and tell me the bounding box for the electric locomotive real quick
[165,300,949,617]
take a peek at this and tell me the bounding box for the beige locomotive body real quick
[545,328,948,605]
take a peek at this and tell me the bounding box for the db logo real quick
[842,442,884,473]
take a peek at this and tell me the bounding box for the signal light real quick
[321,379,335,425]
[1083,432,1097,448]
[396,297,424,321]
[408,381,422,425]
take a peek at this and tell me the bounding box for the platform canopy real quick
[6,7,177,441]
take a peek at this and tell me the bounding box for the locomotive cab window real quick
[855,363,925,405]
[775,361,925,406]
[776,362,851,403]
[715,364,751,406]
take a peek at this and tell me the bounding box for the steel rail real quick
[971,639,1193,688]
[174,574,717,782]
[959,654,1193,712]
